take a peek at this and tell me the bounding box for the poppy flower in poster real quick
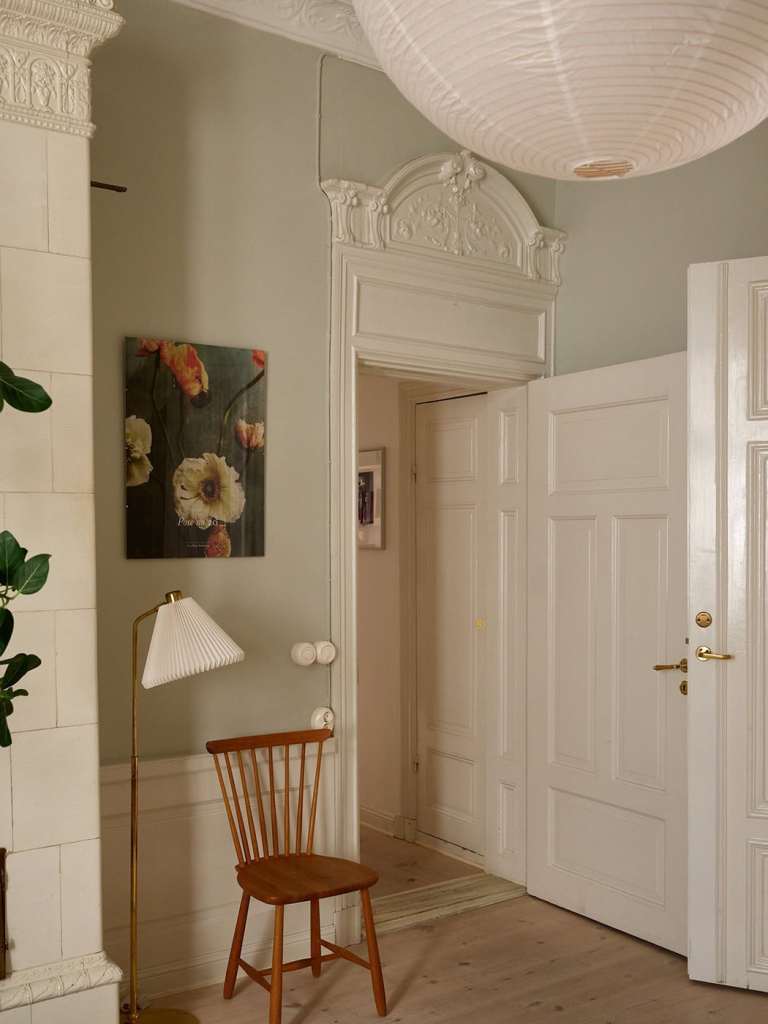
[124,337,266,558]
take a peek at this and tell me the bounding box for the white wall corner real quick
[170,0,376,67]
[0,0,124,138]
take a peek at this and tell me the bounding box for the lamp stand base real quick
[124,1009,200,1024]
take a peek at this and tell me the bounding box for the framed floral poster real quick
[124,337,266,558]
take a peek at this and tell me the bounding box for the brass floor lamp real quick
[126,590,245,1024]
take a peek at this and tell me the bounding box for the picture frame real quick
[358,449,384,549]
[124,337,266,559]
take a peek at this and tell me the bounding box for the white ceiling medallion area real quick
[170,0,375,66]
[352,0,768,181]
[322,150,566,285]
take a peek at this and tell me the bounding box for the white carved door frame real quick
[322,151,565,942]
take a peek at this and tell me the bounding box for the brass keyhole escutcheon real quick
[696,611,713,628]
[680,681,688,696]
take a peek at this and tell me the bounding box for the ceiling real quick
[171,0,377,66]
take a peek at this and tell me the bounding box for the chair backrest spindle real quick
[295,742,306,855]
[267,746,279,853]
[236,750,260,861]
[206,729,332,865]
[307,738,325,854]
[249,748,271,857]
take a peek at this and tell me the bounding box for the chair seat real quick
[237,854,379,905]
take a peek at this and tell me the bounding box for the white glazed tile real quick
[11,725,99,850]
[55,610,97,728]
[0,123,47,252]
[60,838,102,958]
[46,134,90,259]
[51,374,94,493]
[31,985,119,1024]
[4,494,95,612]
[0,371,52,493]
[0,249,92,375]
[0,1005,32,1023]
[6,847,61,971]
[6,611,56,734]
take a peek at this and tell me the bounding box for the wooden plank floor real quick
[360,826,481,897]
[151,895,768,1023]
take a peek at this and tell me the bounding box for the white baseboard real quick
[360,806,405,838]
[415,830,485,868]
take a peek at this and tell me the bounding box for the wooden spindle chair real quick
[206,728,387,1024]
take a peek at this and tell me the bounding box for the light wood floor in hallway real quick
[360,826,481,897]
[153,896,768,1023]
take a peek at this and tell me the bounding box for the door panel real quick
[528,353,687,955]
[415,395,487,855]
[688,257,768,990]
[485,386,527,881]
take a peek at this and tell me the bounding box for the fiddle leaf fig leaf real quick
[0,532,26,586]
[0,710,11,748]
[2,653,40,688]
[0,363,51,414]
[12,554,50,596]
[0,609,13,657]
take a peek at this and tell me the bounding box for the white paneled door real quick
[688,257,768,991]
[415,395,488,856]
[527,354,688,955]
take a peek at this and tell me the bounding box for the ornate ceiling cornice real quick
[170,0,376,66]
[0,0,124,136]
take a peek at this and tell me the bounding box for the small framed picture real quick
[358,449,384,549]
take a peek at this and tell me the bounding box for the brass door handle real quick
[653,658,688,673]
[696,646,733,662]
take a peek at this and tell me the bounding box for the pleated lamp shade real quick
[141,596,244,689]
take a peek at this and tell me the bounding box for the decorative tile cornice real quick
[0,0,124,136]
[171,0,376,66]
[0,951,122,1010]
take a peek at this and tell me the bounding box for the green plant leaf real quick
[2,653,40,688]
[0,363,51,414]
[0,609,13,657]
[0,532,26,586]
[12,554,50,596]
[0,709,11,748]
[4,689,27,699]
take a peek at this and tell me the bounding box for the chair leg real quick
[224,892,250,999]
[310,898,322,977]
[269,905,285,1024]
[360,889,387,1017]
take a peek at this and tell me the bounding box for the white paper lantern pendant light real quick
[352,1,768,181]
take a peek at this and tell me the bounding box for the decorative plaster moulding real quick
[0,951,122,1011]
[322,150,567,286]
[0,0,124,136]
[170,0,376,66]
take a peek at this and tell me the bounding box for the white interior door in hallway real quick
[415,394,488,857]
[527,353,688,956]
[688,256,768,992]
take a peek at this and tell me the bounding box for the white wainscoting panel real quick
[101,742,337,999]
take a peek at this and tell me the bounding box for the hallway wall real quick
[357,374,403,833]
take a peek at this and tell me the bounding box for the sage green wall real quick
[553,120,768,375]
[91,0,555,763]
[92,0,330,762]
[319,57,557,226]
